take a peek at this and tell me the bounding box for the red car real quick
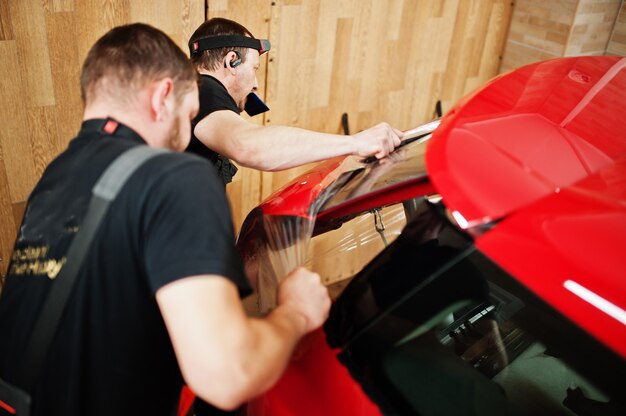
[182,56,626,415]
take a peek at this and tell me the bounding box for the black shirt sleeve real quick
[141,156,251,296]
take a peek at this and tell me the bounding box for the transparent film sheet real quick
[249,205,407,314]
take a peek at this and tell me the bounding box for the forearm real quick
[189,303,307,409]
[226,266,330,403]
[157,268,328,410]
[195,111,401,171]
[231,124,356,171]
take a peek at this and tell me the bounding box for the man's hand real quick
[277,267,331,334]
[352,122,403,159]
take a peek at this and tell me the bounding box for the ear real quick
[151,78,174,122]
[223,51,240,72]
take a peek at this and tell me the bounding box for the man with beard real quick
[187,18,403,185]
[0,23,330,416]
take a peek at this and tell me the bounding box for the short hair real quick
[189,18,254,72]
[80,23,198,105]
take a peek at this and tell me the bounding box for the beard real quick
[165,117,185,151]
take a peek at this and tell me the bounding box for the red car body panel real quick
[426,56,626,228]
[246,330,381,416]
[258,157,345,218]
[253,156,436,224]
[476,156,626,359]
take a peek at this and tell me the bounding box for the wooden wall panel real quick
[9,0,56,107]
[565,0,621,56]
[26,106,60,178]
[0,0,204,280]
[0,40,37,279]
[45,11,83,146]
[0,128,17,272]
[0,41,37,203]
[129,0,205,46]
[73,1,130,66]
[0,1,14,40]
[501,0,623,73]
[43,0,74,12]
[500,0,577,72]
[607,0,626,55]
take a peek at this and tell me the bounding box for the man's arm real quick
[156,267,330,411]
[194,110,403,171]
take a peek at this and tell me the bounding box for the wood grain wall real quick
[566,0,622,55]
[607,0,626,55]
[0,0,204,280]
[501,0,624,72]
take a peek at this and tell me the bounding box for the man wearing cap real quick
[187,18,404,185]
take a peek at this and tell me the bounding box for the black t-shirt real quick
[187,75,240,185]
[0,119,251,416]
